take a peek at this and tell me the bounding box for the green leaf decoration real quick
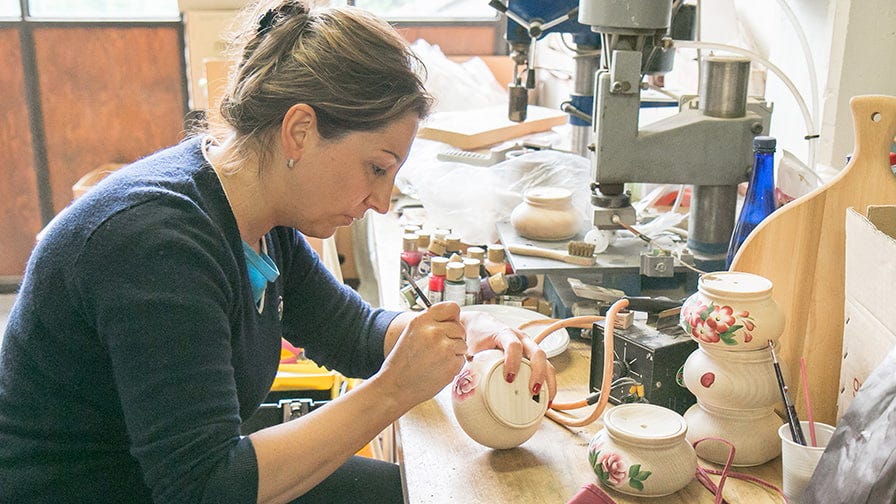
[629,464,641,477]
[636,471,652,481]
[629,479,644,491]
[726,324,744,334]
[720,333,738,345]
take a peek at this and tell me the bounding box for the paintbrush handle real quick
[506,244,593,266]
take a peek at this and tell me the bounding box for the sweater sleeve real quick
[276,228,401,379]
[73,199,258,504]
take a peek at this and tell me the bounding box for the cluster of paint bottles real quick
[399,227,536,309]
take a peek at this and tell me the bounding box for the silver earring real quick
[286,158,295,169]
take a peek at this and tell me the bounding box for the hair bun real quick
[257,1,307,36]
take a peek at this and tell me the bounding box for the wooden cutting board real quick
[730,95,896,425]
[416,105,567,150]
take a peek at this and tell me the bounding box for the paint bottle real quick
[418,238,446,278]
[484,244,508,276]
[415,231,431,255]
[445,234,463,257]
[480,272,509,303]
[505,274,537,295]
[400,233,421,279]
[727,136,777,268]
[466,246,488,278]
[444,262,467,305]
[428,256,449,303]
[463,259,482,305]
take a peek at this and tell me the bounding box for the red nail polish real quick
[505,372,515,383]
[532,382,542,395]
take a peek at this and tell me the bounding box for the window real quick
[0,0,20,19]
[26,0,179,20]
[353,0,497,21]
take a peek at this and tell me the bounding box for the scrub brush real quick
[507,241,596,266]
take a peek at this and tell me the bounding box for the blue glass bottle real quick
[726,136,777,268]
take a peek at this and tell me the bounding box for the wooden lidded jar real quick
[451,349,547,449]
[510,187,582,241]
[587,404,696,497]
[679,271,784,351]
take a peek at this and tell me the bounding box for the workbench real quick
[366,210,785,504]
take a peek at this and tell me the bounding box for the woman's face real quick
[278,112,420,239]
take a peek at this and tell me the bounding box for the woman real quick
[0,2,555,503]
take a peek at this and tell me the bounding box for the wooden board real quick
[416,105,568,150]
[729,95,896,425]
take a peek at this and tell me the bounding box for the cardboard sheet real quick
[839,205,896,419]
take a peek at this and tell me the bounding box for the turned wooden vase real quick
[588,404,697,498]
[679,271,784,351]
[510,186,582,241]
[451,349,547,449]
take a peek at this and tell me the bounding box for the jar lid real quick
[487,244,506,262]
[603,404,687,445]
[431,256,449,275]
[463,259,481,278]
[428,239,447,256]
[415,231,431,249]
[446,262,464,281]
[523,186,573,204]
[699,271,773,300]
[466,246,485,261]
[483,357,546,428]
[402,233,418,251]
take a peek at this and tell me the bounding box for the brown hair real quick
[212,0,432,168]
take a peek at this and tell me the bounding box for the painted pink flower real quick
[743,332,753,343]
[738,310,750,318]
[705,305,736,333]
[692,320,720,343]
[600,452,628,486]
[452,368,479,401]
[743,319,755,331]
[683,301,707,327]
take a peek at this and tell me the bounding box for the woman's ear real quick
[281,103,316,160]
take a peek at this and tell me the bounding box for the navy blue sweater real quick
[0,138,399,503]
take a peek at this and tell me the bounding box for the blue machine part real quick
[504,0,599,45]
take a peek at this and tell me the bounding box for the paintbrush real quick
[401,271,472,362]
[769,341,806,445]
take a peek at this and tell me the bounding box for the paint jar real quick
[444,262,467,305]
[588,404,696,497]
[511,187,582,241]
[451,349,547,449]
[400,233,421,278]
[463,259,482,305]
[428,257,448,303]
[484,244,508,276]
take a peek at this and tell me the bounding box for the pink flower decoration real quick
[692,320,720,343]
[452,368,479,401]
[743,319,755,331]
[600,452,628,486]
[683,301,707,327]
[738,310,750,318]
[743,333,753,343]
[706,305,736,333]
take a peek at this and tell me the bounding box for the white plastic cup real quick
[778,421,836,503]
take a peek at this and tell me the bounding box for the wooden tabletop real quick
[395,339,785,503]
[366,211,785,503]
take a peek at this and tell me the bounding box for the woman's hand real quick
[459,310,557,404]
[378,302,468,408]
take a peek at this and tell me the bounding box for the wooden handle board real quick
[416,105,567,150]
[730,95,896,425]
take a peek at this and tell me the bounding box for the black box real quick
[590,320,697,415]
